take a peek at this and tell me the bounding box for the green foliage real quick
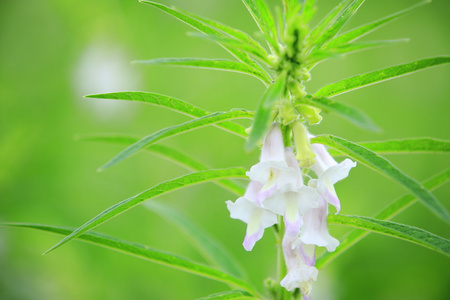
[197,290,255,300]
[133,58,271,83]
[45,168,248,254]
[329,215,450,256]
[302,95,380,131]
[78,134,245,195]
[327,0,430,47]
[317,169,450,269]
[314,56,450,98]
[3,223,257,294]
[246,73,287,151]
[86,92,249,137]
[356,138,450,155]
[146,202,246,279]
[241,0,278,49]
[139,1,271,81]
[99,110,253,171]
[7,0,449,298]
[313,134,450,222]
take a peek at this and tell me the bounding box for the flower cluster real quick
[226,123,356,298]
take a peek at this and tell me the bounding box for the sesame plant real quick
[5,0,450,299]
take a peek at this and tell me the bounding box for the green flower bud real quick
[292,121,316,168]
[296,104,322,125]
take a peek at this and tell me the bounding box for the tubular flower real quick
[263,148,318,237]
[246,123,298,192]
[299,144,356,252]
[281,233,318,299]
[226,180,278,251]
[311,144,357,213]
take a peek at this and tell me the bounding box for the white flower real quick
[226,180,278,251]
[247,123,298,191]
[281,233,318,299]
[311,144,356,213]
[263,148,318,236]
[299,144,356,252]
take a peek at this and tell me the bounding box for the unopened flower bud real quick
[292,121,316,168]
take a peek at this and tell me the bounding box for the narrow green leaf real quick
[246,73,286,151]
[301,0,317,24]
[188,32,271,65]
[184,15,269,61]
[317,169,450,269]
[146,202,246,279]
[139,1,269,79]
[328,138,450,157]
[313,0,366,47]
[310,39,409,64]
[197,290,255,300]
[133,58,270,84]
[302,95,380,131]
[44,168,248,254]
[4,223,257,294]
[328,215,450,256]
[99,110,253,171]
[327,0,430,48]
[307,0,352,45]
[86,92,249,138]
[241,0,278,49]
[78,134,245,196]
[314,56,450,98]
[358,138,450,155]
[312,134,450,222]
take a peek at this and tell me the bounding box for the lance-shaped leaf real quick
[310,39,409,64]
[314,56,450,98]
[317,169,450,269]
[312,134,450,222]
[327,138,450,157]
[313,0,366,47]
[300,0,317,24]
[4,223,257,294]
[99,110,253,171]
[133,58,270,84]
[184,16,269,61]
[245,73,286,151]
[86,92,249,138]
[307,0,352,45]
[358,138,450,155]
[197,290,255,300]
[327,0,430,48]
[241,0,278,49]
[78,134,245,196]
[188,32,271,65]
[139,1,269,79]
[301,95,380,131]
[146,202,246,279]
[328,215,450,256]
[44,168,248,254]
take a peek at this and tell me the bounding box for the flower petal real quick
[226,197,278,251]
[261,123,285,162]
[311,143,337,177]
[300,196,339,252]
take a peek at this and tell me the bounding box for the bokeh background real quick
[1,0,449,299]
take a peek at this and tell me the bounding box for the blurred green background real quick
[1,0,449,299]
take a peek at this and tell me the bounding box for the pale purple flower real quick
[298,144,356,251]
[247,124,298,191]
[311,144,356,213]
[226,180,278,251]
[263,148,318,236]
[281,233,318,298]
